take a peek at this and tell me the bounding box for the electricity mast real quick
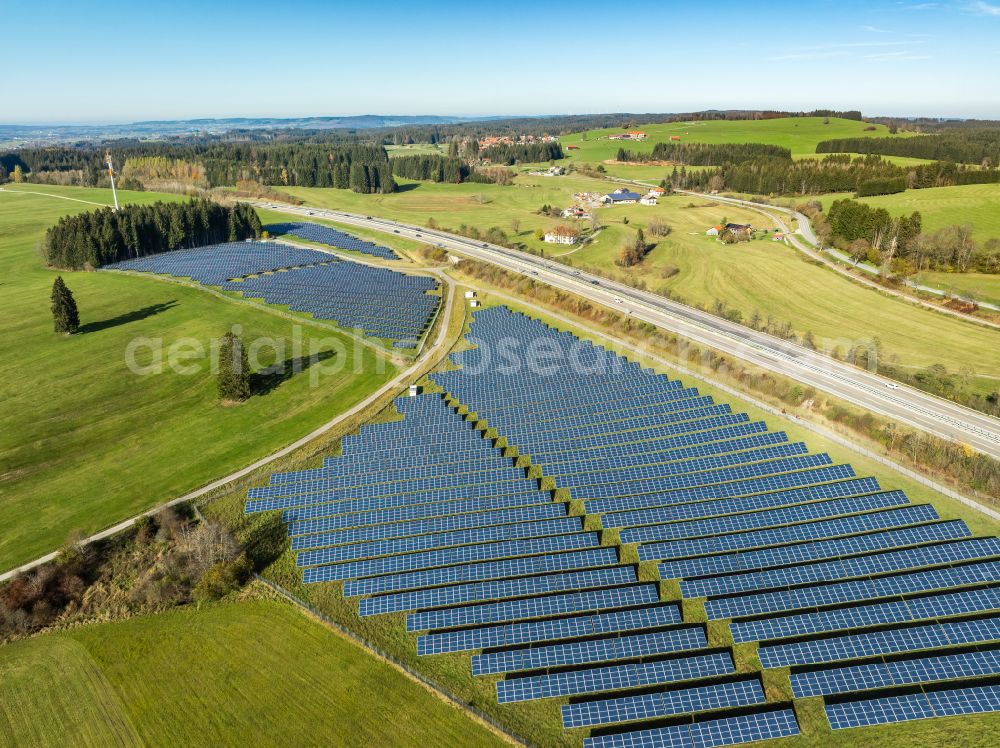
[105,150,119,211]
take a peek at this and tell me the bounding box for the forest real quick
[672,154,1000,197]
[817,128,1000,166]
[815,198,1000,274]
[0,143,397,193]
[479,142,563,165]
[43,199,261,269]
[617,142,791,165]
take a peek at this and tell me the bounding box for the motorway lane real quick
[252,200,1000,459]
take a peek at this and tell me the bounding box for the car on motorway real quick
[415,233,422,237]
[614,297,623,304]
[885,382,900,390]
[590,279,600,285]
[573,270,581,275]
[529,270,538,276]
[482,243,489,248]
[394,230,400,234]
[366,216,373,220]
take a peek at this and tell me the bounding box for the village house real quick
[602,188,642,205]
[648,186,666,196]
[608,130,648,141]
[529,165,565,177]
[639,195,658,206]
[544,225,580,245]
[561,206,591,219]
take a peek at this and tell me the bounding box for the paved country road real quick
[253,200,1000,460]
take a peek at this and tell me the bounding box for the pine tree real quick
[50,276,80,334]
[217,331,251,402]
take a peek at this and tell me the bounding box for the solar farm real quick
[264,222,401,260]
[245,305,1000,747]
[104,240,439,342]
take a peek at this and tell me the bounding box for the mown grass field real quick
[561,193,1000,394]
[557,117,906,161]
[282,174,614,254]
[0,597,503,747]
[916,270,1000,307]
[386,143,450,158]
[818,183,1000,243]
[0,185,397,571]
[203,288,1000,748]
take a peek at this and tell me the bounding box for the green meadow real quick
[558,116,907,161]
[0,185,397,571]
[561,193,1000,394]
[818,182,1000,242]
[0,598,503,747]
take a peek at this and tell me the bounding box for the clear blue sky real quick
[3,0,999,123]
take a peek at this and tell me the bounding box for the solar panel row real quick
[241,305,999,746]
[106,240,435,340]
[264,222,400,259]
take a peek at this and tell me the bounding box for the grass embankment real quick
[0,596,504,747]
[0,185,397,571]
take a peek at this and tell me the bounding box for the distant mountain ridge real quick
[131,114,495,129]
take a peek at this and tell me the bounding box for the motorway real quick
[252,200,1000,460]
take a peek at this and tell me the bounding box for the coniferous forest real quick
[2,144,397,193]
[817,129,1000,166]
[617,142,791,165]
[43,199,261,269]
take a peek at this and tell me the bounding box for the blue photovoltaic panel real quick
[417,604,681,655]
[300,531,599,577]
[629,492,911,549]
[264,222,400,259]
[581,463,854,515]
[292,505,583,553]
[563,678,766,729]
[407,584,659,632]
[360,563,635,616]
[791,647,1000,697]
[732,585,1000,644]
[826,684,1000,729]
[757,615,1000,668]
[496,651,736,704]
[296,531,599,568]
[582,708,800,748]
[659,521,971,581]
[610,477,882,532]
[110,241,436,341]
[536,429,786,474]
[472,626,707,676]
[643,505,941,566]
[549,442,809,488]
[685,537,1000,599]
[240,305,1000,745]
[286,490,554,529]
[705,559,1000,620]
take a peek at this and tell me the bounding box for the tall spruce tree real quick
[51,276,80,334]
[217,331,251,402]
